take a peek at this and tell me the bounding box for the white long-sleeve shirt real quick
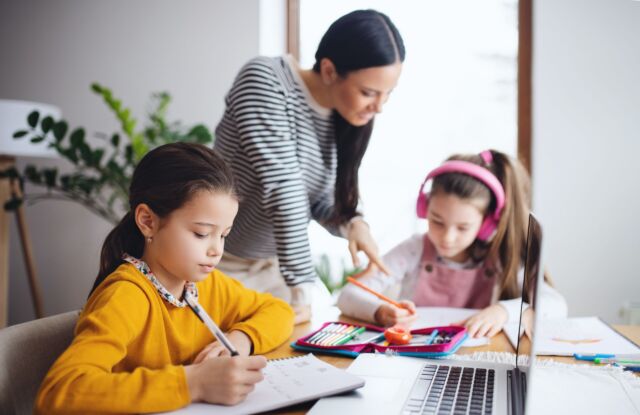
[337,234,568,323]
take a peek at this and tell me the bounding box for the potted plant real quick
[1,83,213,224]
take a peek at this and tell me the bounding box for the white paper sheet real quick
[504,316,640,356]
[527,365,640,414]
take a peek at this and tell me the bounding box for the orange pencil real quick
[346,276,406,310]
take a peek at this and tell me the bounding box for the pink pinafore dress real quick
[412,235,496,308]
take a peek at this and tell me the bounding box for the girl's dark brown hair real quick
[431,150,534,299]
[312,9,405,225]
[91,142,237,295]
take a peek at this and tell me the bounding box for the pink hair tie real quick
[480,150,493,164]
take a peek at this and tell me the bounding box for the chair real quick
[0,310,79,415]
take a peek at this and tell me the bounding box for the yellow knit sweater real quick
[34,263,294,414]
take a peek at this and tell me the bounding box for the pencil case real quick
[291,321,468,359]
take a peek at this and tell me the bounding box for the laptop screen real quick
[514,213,543,370]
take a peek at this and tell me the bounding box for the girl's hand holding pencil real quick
[346,276,417,327]
[374,301,417,327]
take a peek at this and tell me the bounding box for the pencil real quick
[346,277,405,309]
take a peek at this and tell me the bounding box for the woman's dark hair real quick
[90,142,237,295]
[312,9,406,225]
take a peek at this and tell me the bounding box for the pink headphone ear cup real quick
[476,217,498,241]
[416,193,428,219]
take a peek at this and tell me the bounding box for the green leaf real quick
[4,197,22,211]
[110,134,120,147]
[91,83,103,93]
[30,135,45,143]
[61,147,78,163]
[60,175,71,190]
[24,166,42,184]
[41,116,54,133]
[188,125,213,144]
[43,169,58,188]
[69,128,85,148]
[79,143,93,165]
[52,121,68,141]
[27,111,40,128]
[124,145,133,163]
[92,149,105,166]
[131,136,147,161]
[12,130,28,139]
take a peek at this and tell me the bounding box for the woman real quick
[214,9,405,323]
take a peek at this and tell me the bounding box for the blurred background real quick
[0,0,638,326]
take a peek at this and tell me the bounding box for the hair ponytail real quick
[483,151,531,299]
[331,113,374,224]
[91,211,144,295]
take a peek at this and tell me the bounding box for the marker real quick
[184,291,239,356]
[573,353,616,361]
[425,329,439,345]
[594,358,640,365]
[334,326,367,346]
[307,324,338,343]
[621,365,640,373]
[321,325,354,346]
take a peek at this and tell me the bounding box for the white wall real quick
[0,0,273,324]
[533,0,640,323]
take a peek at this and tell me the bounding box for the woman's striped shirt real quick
[214,55,341,287]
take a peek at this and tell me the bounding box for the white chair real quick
[0,310,79,415]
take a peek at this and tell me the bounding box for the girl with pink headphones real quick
[337,149,567,338]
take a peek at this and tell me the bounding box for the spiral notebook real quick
[163,354,365,415]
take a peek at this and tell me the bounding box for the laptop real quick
[309,213,544,415]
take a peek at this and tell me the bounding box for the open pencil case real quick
[291,321,468,359]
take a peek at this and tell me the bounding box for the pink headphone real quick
[416,150,506,241]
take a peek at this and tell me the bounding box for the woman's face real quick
[326,61,403,127]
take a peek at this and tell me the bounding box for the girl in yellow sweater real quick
[35,143,295,414]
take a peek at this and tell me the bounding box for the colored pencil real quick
[346,277,405,309]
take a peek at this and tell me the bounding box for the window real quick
[295,1,525,280]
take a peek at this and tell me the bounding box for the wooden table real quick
[263,307,640,414]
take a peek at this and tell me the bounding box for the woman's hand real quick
[292,304,311,325]
[454,304,508,338]
[192,330,253,363]
[374,300,417,327]
[185,355,267,405]
[346,219,391,276]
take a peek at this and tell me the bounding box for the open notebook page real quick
[161,354,364,415]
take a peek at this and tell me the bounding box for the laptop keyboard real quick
[402,364,495,415]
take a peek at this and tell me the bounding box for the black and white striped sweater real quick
[215,55,342,286]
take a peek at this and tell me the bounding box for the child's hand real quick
[193,330,253,363]
[455,304,508,338]
[374,300,417,327]
[185,355,267,405]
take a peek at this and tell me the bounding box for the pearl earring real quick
[147,236,153,243]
